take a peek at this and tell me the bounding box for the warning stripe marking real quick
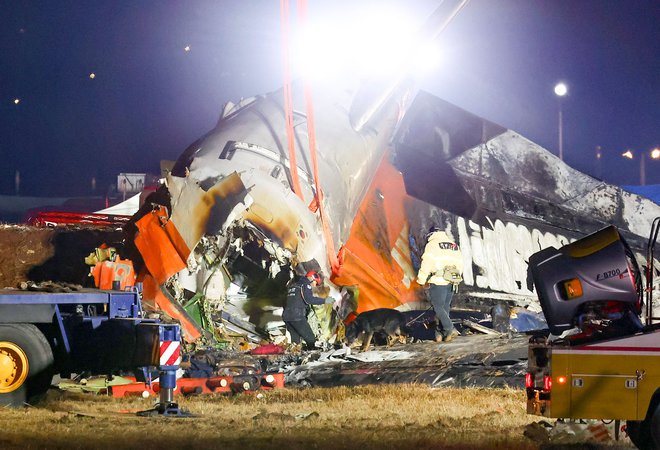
[160,340,181,366]
[587,424,610,441]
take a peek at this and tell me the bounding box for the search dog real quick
[344,308,409,352]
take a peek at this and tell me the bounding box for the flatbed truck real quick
[0,287,179,407]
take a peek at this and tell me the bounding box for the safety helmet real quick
[306,271,322,284]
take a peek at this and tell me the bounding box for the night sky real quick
[1,0,658,197]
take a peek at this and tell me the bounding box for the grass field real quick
[0,384,635,449]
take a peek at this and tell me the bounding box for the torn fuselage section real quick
[157,83,404,344]
[138,171,336,346]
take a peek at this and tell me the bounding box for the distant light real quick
[651,148,660,159]
[89,73,96,79]
[184,45,191,52]
[13,98,20,105]
[622,150,634,159]
[554,82,568,97]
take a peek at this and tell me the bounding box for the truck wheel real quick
[626,420,647,450]
[651,402,660,449]
[0,324,54,407]
[627,400,660,450]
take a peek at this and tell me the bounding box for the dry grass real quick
[0,385,630,450]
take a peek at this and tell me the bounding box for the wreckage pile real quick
[0,222,536,392]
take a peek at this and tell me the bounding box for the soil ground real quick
[0,224,123,289]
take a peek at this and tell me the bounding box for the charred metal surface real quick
[203,173,251,236]
[285,334,528,389]
[392,91,506,219]
[173,81,402,254]
[394,91,660,316]
[164,173,252,252]
[394,91,660,239]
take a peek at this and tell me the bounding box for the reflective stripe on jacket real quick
[282,277,326,321]
[416,231,464,286]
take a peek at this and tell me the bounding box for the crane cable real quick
[280,0,339,274]
[297,0,339,274]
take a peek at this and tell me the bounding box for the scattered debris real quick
[252,411,319,423]
[523,420,553,444]
[57,376,136,395]
[509,307,547,332]
[524,420,623,446]
[284,334,529,389]
[461,319,501,335]
[17,280,84,292]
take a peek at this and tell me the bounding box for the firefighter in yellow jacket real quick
[416,227,464,342]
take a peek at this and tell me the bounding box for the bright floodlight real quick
[622,150,634,159]
[554,82,568,97]
[13,98,20,105]
[651,148,660,159]
[291,5,420,82]
[411,42,443,77]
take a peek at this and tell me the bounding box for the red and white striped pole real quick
[158,325,181,408]
[137,323,192,417]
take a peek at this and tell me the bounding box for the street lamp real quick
[554,82,568,161]
[622,148,660,185]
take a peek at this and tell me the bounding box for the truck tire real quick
[0,324,54,407]
[627,420,648,450]
[627,400,660,450]
[651,402,660,450]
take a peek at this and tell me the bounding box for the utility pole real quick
[554,82,568,161]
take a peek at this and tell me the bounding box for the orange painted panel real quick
[332,152,422,313]
[90,259,136,290]
[141,273,202,343]
[134,208,201,344]
[134,209,188,285]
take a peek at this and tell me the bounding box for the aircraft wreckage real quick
[121,85,660,346]
[111,2,660,346]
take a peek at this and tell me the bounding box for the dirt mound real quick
[0,224,124,289]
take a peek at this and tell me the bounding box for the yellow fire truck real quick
[526,224,660,449]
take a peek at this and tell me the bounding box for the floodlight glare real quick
[411,42,442,77]
[554,82,568,97]
[291,6,423,82]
